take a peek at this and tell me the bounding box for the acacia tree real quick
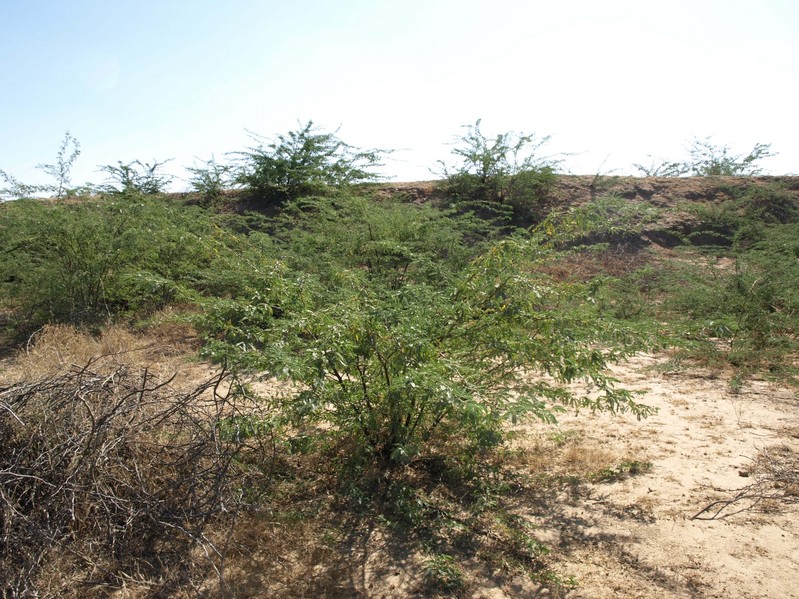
[635,137,776,177]
[98,159,174,194]
[186,155,233,206]
[439,119,560,223]
[235,121,386,203]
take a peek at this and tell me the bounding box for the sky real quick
[1,0,798,191]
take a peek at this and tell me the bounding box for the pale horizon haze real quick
[1,0,798,191]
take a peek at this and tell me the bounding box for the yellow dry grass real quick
[0,319,206,387]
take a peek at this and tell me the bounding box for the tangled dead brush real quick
[0,357,275,598]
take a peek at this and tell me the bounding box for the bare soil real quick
[370,175,799,208]
[511,353,799,599]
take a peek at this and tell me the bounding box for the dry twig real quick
[1,359,275,598]
[691,445,799,520]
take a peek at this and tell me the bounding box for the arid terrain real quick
[2,175,798,598]
[279,353,799,598]
[515,353,799,599]
[3,329,796,598]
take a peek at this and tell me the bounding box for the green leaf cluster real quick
[199,197,652,466]
[439,120,560,225]
[235,121,385,203]
[0,194,249,331]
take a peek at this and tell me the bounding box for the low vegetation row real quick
[1,122,797,597]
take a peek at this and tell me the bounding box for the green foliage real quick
[235,121,385,203]
[594,217,799,381]
[0,169,38,201]
[678,241,798,360]
[216,413,274,442]
[0,200,130,325]
[0,195,234,331]
[201,225,652,467]
[275,194,488,290]
[577,180,799,382]
[98,159,174,194]
[735,183,798,225]
[35,131,82,198]
[423,553,465,593]
[677,182,798,250]
[592,266,662,322]
[439,120,559,224]
[687,138,775,176]
[549,193,661,244]
[635,137,776,177]
[186,155,232,206]
[548,428,581,446]
[1,131,85,200]
[198,191,500,401]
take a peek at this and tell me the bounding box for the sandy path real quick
[530,353,799,598]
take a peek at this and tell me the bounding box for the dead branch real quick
[691,445,799,520]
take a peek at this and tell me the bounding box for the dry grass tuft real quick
[12,324,142,374]
[1,322,206,388]
[512,428,619,482]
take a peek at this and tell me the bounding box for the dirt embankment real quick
[373,175,799,207]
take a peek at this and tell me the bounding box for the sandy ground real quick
[3,331,796,597]
[515,353,799,599]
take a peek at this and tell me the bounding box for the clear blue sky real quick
[1,0,797,190]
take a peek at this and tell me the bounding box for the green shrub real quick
[549,193,661,244]
[274,194,488,290]
[98,159,174,194]
[34,131,83,199]
[0,199,137,325]
[438,120,560,225]
[201,233,653,468]
[735,183,798,225]
[235,121,385,203]
[677,182,798,251]
[599,224,799,379]
[0,195,229,331]
[186,155,233,206]
[635,137,775,177]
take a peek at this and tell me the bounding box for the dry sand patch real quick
[517,353,799,598]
